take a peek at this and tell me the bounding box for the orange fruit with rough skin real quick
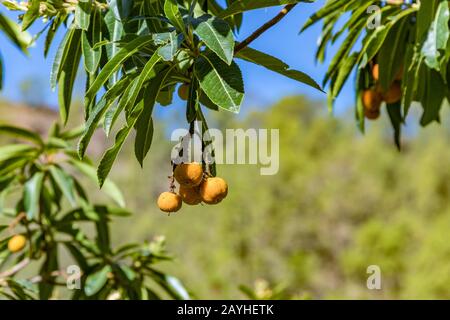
[8,234,26,253]
[179,185,202,205]
[157,192,182,213]
[364,108,381,120]
[383,82,402,104]
[200,177,228,204]
[178,84,189,101]
[174,163,203,187]
[362,89,383,111]
[372,64,379,81]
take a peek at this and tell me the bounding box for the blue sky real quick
[0,1,354,115]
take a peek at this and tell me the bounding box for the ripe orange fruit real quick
[179,185,202,205]
[372,64,379,81]
[364,108,381,120]
[178,84,189,101]
[200,177,228,204]
[8,234,26,253]
[383,82,402,104]
[174,163,203,187]
[362,89,382,111]
[157,192,182,213]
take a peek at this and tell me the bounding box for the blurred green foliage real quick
[105,95,450,299]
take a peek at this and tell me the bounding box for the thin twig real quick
[0,258,30,279]
[234,4,297,54]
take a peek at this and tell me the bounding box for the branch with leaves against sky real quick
[301,0,450,148]
[1,0,322,185]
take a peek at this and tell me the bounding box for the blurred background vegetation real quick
[1,94,449,299]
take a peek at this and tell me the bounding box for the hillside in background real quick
[1,97,450,299]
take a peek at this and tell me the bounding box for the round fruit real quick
[8,234,26,253]
[372,64,379,81]
[178,84,189,101]
[174,163,203,187]
[383,82,402,104]
[179,185,202,205]
[364,108,380,120]
[200,177,228,205]
[157,192,182,213]
[362,89,382,111]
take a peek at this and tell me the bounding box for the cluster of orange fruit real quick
[157,163,228,214]
[362,64,403,120]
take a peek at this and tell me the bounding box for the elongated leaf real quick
[0,13,31,51]
[85,35,153,108]
[24,172,44,220]
[195,51,244,113]
[0,125,43,145]
[386,102,402,150]
[164,0,185,32]
[85,265,111,296]
[58,29,82,124]
[97,53,161,185]
[50,27,76,90]
[49,166,77,206]
[193,15,234,65]
[133,71,169,166]
[22,0,40,31]
[38,245,58,299]
[82,8,102,74]
[75,0,92,30]
[78,76,131,158]
[97,103,144,187]
[157,32,183,61]
[0,144,36,162]
[421,1,450,70]
[236,46,322,91]
[220,0,307,18]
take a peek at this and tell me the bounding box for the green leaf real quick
[0,144,36,162]
[75,0,92,31]
[82,8,102,74]
[0,125,44,146]
[386,102,402,150]
[85,265,111,296]
[50,27,76,91]
[193,15,235,65]
[39,245,58,299]
[157,31,184,61]
[49,166,77,207]
[420,69,446,126]
[24,172,44,220]
[149,268,190,300]
[421,1,450,70]
[85,35,154,109]
[69,159,126,207]
[0,13,31,52]
[58,29,82,124]
[133,72,167,166]
[22,0,40,31]
[220,0,306,18]
[97,60,161,184]
[195,51,244,113]
[236,46,322,91]
[78,76,131,158]
[164,0,185,33]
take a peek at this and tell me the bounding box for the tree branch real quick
[0,258,30,279]
[234,4,297,54]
